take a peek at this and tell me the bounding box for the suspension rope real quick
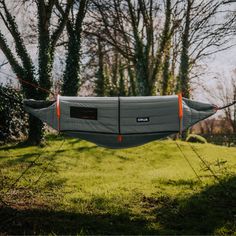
[0,70,55,96]
[215,100,236,110]
[1,69,235,110]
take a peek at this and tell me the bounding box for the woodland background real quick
[0,0,235,144]
[1,2,236,235]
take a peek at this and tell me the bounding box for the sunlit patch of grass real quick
[0,135,236,235]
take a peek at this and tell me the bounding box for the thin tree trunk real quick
[27,116,44,145]
[95,37,106,96]
[62,24,80,96]
[177,0,192,98]
[162,50,171,95]
[62,0,87,96]
[150,0,171,95]
[127,64,137,96]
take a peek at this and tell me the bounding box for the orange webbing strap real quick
[117,96,123,143]
[117,134,123,143]
[178,93,183,135]
[56,94,61,132]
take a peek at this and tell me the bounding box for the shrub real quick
[0,84,28,142]
[186,134,207,144]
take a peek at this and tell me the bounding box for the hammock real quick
[23,95,217,148]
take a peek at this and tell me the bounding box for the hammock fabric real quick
[23,95,216,148]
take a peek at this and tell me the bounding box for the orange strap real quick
[178,93,183,119]
[56,94,61,131]
[117,135,123,143]
[178,93,183,135]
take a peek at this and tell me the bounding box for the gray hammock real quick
[23,95,216,148]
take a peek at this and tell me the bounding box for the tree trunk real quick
[62,25,80,96]
[233,87,236,133]
[150,0,171,95]
[62,0,87,96]
[27,115,44,145]
[127,64,137,96]
[162,50,171,95]
[119,66,126,96]
[177,0,191,99]
[94,38,106,96]
[161,0,171,95]
[135,58,150,95]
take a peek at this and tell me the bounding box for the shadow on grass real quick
[0,140,49,152]
[0,134,68,152]
[0,142,31,151]
[2,175,236,235]
[2,150,59,167]
[76,146,99,152]
[8,152,41,162]
[144,175,236,235]
[0,206,157,235]
[158,179,200,188]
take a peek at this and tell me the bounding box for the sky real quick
[207,46,236,77]
[193,45,236,103]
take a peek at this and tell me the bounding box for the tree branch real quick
[0,0,35,82]
[51,0,74,49]
[0,31,25,78]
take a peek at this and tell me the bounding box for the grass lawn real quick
[0,135,236,235]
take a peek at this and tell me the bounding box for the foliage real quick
[0,0,74,144]
[61,0,88,96]
[0,137,236,234]
[202,134,236,147]
[0,84,27,142]
[186,134,207,143]
[0,0,235,144]
[85,0,235,96]
[203,74,236,133]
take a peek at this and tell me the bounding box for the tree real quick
[85,0,236,97]
[85,0,182,95]
[0,84,27,141]
[0,0,73,144]
[60,0,88,96]
[202,71,236,133]
[94,37,107,96]
[177,0,236,98]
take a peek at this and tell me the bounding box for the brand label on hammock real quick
[136,117,149,123]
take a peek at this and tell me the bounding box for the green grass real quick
[0,135,236,235]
